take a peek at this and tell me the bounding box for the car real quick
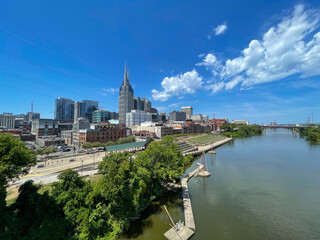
[63,148,71,152]
[78,149,85,153]
[37,164,45,168]
[69,158,75,162]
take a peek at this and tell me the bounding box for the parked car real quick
[37,164,45,168]
[63,148,71,152]
[78,149,85,153]
[69,158,75,162]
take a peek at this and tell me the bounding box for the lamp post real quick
[82,159,84,176]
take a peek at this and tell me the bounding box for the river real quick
[119,129,320,240]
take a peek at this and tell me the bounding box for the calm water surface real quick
[119,129,320,240]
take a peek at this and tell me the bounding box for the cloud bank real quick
[152,4,320,101]
[204,4,320,93]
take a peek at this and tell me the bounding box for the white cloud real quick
[215,23,228,35]
[196,53,219,67]
[152,69,203,101]
[102,88,118,95]
[208,23,228,39]
[206,82,225,93]
[203,4,320,93]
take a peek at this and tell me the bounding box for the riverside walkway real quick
[181,163,204,230]
[183,137,233,156]
[164,163,203,240]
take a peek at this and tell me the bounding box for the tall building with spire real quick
[119,64,134,125]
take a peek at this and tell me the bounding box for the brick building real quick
[77,127,131,146]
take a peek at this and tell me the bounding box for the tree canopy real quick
[221,123,262,138]
[2,135,194,239]
[299,126,320,142]
[0,133,36,238]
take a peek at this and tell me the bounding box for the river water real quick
[119,129,320,240]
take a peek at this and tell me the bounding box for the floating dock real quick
[164,163,204,240]
[164,226,195,240]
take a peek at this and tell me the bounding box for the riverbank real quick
[121,129,320,240]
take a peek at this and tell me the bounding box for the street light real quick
[82,159,84,176]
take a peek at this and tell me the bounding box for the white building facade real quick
[232,120,249,125]
[0,113,15,129]
[126,110,152,127]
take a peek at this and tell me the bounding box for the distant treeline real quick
[220,123,263,138]
[1,133,193,240]
[299,124,320,142]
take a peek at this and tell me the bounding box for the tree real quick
[9,180,71,240]
[0,133,36,236]
[35,147,57,166]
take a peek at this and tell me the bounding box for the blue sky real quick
[0,0,320,124]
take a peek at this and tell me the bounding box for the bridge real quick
[259,125,310,129]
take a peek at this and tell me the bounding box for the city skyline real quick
[1,1,320,124]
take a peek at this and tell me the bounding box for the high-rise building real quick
[26,112,40,122]
[74,101,80,122]
[31,119,59,137]
[80,100,99,117]
[0,113,15,129]
[134,96,144,111]
[119,64,134,125]
[126,110,152,127]
[181,106,193,119]
[159,112,169,122]
[141,98,151,111]
[169,111,186,121]
[54,97,74,121]
[146,107,159,122]
[92,110,111,123]
[110,112,119,120]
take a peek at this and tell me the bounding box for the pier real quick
[164,163,203,240]
[165,137,233,240]
[181,163,204,230]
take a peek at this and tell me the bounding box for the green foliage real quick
[8,180,72,240]
[0,133,36,183]
[35,147,57,156]
[300,126,320,142]
[0,133,36,237]
[2,135,194,239]
[221,124,262,138]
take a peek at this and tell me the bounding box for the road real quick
[9,151,106,188]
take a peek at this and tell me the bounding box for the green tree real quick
[9,180,71,240]
[0,133,36,237]
[35,147,57,166]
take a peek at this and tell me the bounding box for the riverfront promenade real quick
[181,163,204,230]
[183,137,233,156]
[164,163,203,240]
